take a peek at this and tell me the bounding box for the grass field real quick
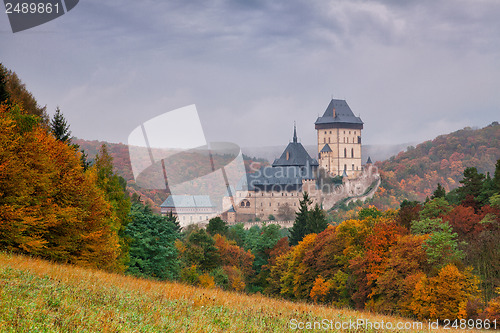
[0,252,488,332]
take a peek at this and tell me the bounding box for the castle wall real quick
[317,127,362,177]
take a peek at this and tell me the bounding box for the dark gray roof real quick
[273,126,319,167]
[161,195,214,208]
[242,165,316,190]
[228,205,236,213]
[315,99,363,127]
[366,156,373,164]
[320,144,332,153]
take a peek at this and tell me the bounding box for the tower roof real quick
[366,156,373,164]
[315,99,363,129]
[320,144,332,153]
[273,125,319,167]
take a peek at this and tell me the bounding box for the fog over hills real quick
[241,143,415,165]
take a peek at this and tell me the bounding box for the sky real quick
[1,0,500,149]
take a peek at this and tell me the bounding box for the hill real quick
[0,252,480,333]
[374,122,500,206]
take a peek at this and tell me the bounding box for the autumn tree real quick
[410,264,480,320]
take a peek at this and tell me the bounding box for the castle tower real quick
[315,99,363,178]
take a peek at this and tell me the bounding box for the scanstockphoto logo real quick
[128,105,248,223]
[3,0,79,33]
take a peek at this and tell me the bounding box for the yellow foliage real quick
[410,264,480,320]
[198,273,215,289]
[310,275,331,303]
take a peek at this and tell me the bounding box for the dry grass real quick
[0,252,489,332]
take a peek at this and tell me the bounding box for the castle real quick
[161,99,379,226]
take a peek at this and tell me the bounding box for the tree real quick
[494,159,500,193]
[206,216,228,236]
[183,229,220,272]
[289,192,312,246]
[50,107,71,143]
[277,203,294,221]
[431,183,446,199]
[0,64,9,104]
[457,167,485,210]
[307,203,329,234]
[94,144,132,266]
[1,65,48,122]
[410,264,480,320]
[125,203,180,280]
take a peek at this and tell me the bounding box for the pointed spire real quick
[293,122,297,143]
[367,156,372,164]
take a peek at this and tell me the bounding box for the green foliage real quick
[494,159,500,193]
[0,64,9,104]
[268,214,276,221]
[184,229,220,272]
[457,167,485,207]
[50,107,72,143]
[207,217,228,236]
[358,207,382,220]
[289,192,312,246]
[419,197,452,219]
[431,183,446,199]
[307,204,329,234]
[410,218,463,267]
[125,203,180,280]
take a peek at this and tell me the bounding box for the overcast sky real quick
[1,0,500,148]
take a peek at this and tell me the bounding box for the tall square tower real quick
[315,99,363,178]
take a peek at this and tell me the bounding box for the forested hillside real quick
[376,123,500,204]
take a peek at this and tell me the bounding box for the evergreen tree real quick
[289,192,312,246]
[166,211,181,234]
[431,183,446,199]
[184,229,220,272]
[307,203,329,234]
[206,216,228,236]
[493,159,500,193]
[457,167,485,209]
[125,202,180,280]
[0,64,10,104]
[478,172,496,206]
[50,107,72,143]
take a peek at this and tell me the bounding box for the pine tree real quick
[307,203,328,234]
[50,107,72,143]
[431,183,446,199]
[206,216,228,236]
[289,192,312,246]
[0,64,10,104]
[493,159,500,193]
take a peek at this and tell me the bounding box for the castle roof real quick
[320,144,332,153]
[315,99,363,129]
[245,165,316,191]
[161,195,214,208]
[366,156,373,164]
[273,125,319,167]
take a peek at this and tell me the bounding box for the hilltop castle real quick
[161,99,379,226]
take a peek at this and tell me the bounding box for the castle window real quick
[269,203,271,206]
[343,137,345,143]
[286,152,290,160]
[240,201,245,207]
[354,131,356,135]
[344,131,345,134]
[328,137,330,143]
[278,203,280,206]
[349,131,351,134]
[352,164,355,170]
[324,131,327,134]
[282,193,284,196]
[344,148,347,158]
[246,201,250,207]
[358,136,361,144]
[351,148,354,157]
[294,202,296,206]
[324,138,326,143]
[344,164,347,171]
[261,203,263,206]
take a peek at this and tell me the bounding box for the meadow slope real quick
[0,252,489,333]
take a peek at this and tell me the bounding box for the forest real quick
[1,63,499,322]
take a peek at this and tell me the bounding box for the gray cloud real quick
[1,0,499,150]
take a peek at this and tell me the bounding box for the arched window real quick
[344,148,347,158]
[328,137,330,143]
[245,201,250,207]
[240,201,245,207]
[352,164,355,170]
[351,148,354,157]
[344,164,347,171]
